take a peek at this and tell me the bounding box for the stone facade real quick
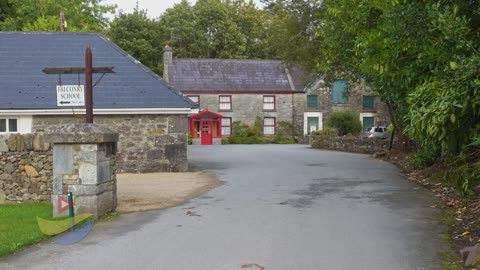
[310,134,390,154]
[32,114,189,173]
[0,134,53,203]
[193,93,295,127]
[50,124,118,217]
[297,78,390,135]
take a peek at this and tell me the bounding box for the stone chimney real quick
[163,45,173,83]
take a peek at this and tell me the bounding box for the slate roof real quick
[168,59,313,93]
[0,32,194,110]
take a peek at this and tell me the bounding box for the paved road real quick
[2,145,447,270]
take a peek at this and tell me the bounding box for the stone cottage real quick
[163,46,312,144]
[163,46,389,143]
[295,75,390,136]
[0,32,198,172]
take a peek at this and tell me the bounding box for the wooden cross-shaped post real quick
[43,45,114,123]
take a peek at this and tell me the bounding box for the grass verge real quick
[0,203,53,257]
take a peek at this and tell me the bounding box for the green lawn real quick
[0,203,53,257]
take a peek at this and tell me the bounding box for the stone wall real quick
[194,93,294,126]
[32,114,189,173]
[310,134,390,154]
[0,134,52,203]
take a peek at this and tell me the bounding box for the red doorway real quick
[190,109,224,145]
[201,120,213,145]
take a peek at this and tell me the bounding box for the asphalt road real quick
[2,145,447,270]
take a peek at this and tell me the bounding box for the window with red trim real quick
[263,95,275,111]
[221,117,232,136]
[187,95,200,105]
[219,95,232,111]
[263,117,275,135]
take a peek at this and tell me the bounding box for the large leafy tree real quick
[109,7,164,74]
[0,0,115,32]
[161,0,272,59]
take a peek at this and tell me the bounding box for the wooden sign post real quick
[43,45,114,123]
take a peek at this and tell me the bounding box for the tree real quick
[108,6,165,74]
[160,0,273,59]
[0,0,115,32]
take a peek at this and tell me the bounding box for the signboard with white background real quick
[56,85,85,107]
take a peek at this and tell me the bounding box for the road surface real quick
[2,145,447,270]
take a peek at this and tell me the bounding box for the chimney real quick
[163,45,173,83]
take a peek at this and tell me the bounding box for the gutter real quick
[0,108,199,116]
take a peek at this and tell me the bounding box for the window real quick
[332,80,348,104]
[219,95,232,111]
[188,95,200,105]
[221,117,232,136]
[307,117,319,134]
[263,117,275,135]
[363,96,375,110]
[362,117,375,130]
[263,96,275,111]
[0,118,18,133]
[307,95,318,109]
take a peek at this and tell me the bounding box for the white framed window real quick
[263,96,275,111]
[219,95,232,111]
[0,118,18,133]
[263,117,275,135]
[187,95,200,105]
[221,117,232,136]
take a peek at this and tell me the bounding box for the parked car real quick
[364,126,387,138]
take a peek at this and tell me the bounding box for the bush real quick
[408,143,441,168]
[225,118,295,144]
[187,133,192,145]
[311,128,337,137]
[327,111,362,136]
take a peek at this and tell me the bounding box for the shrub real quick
[225,118,295,144]
[408,143,441,168]
[221,137,229,144]
[327,111,362,136]
[187,133,192,145]
[311,128,337,137]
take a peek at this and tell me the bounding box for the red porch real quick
[190,109,224,145]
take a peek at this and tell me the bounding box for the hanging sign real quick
[56,85,85,107]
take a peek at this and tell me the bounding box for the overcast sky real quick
[104,0,264,19]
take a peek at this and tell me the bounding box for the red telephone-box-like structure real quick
[190,109,224,145]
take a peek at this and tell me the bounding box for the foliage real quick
[187,133,192,145]
[161,0,273,59]
[409,143,441,169]
[311,128,337,137]
[327,111,362,136]
[108,7,164,74]
[0,0,115,32]
[227,118,295,144]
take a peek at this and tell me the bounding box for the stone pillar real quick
[49,124,119,217]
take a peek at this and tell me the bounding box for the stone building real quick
[163,46,389,141]
[295,76,390,136]
[0,32,197,172]
[163,46,312,144]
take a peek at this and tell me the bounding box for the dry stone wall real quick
[0,134,52,203]
[310,134,390,154]
[32,114,189,173]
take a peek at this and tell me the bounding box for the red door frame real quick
[200,119,213,145]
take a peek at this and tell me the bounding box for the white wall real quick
[0,115,32,134]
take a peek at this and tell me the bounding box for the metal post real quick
[68,192,75,231]
[85,45,93,123]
